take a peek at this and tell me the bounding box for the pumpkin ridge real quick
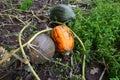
[51,25,74,53]
[57,26,69,52]
[29,34,55,64]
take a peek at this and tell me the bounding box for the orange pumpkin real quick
[51,25,74,54]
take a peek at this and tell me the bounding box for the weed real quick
[68,0,120,79]
[20,0,33,10]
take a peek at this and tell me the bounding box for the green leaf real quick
[20,0,33,10]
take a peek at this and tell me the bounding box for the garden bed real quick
[0,0,120,80]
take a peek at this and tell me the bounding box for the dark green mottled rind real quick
[50,4,75,22]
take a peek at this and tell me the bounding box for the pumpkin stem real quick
[51,21,66,25]
[63,51,70,61]
[64,51,70,56]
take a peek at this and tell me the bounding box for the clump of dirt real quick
[86,61,108,80]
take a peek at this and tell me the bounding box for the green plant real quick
[20,0,33,10]
[68,0,120,79]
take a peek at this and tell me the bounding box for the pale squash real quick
[29,34,55,64]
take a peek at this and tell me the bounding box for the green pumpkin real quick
[50,4,75,22]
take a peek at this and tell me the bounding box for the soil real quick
[0,0,108,80]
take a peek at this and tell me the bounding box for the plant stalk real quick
[0,29,52,64]
[71,30,86,80]
[18,22,40,80]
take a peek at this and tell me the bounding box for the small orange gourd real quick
[51,25,74,54]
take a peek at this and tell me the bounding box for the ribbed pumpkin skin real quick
[29,34,55,64]
[50,4,75,22]
[51,25,74,53]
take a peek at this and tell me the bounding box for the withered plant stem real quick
[18,22,41,80]
[71,30,86,80]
